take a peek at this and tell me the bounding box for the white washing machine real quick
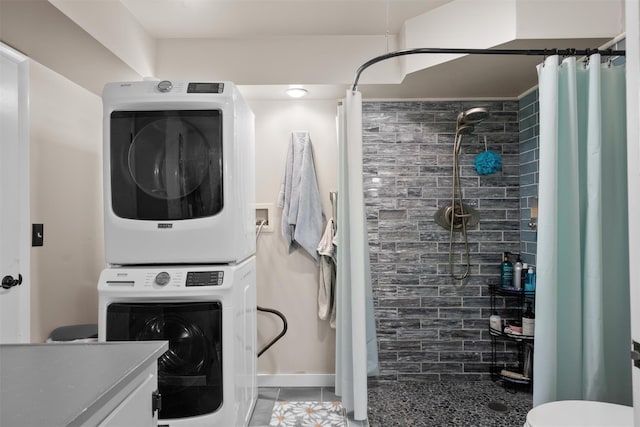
[97,257,257,427]
[102,80,255,265]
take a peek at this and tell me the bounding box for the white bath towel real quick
[277,131,324,262]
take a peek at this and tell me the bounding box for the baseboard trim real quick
[258,374,335,388]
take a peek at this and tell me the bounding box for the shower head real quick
[456,124,475,135]
[453,124,475,154]
[458,107,490,125]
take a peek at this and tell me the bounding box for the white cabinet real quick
[97,362,159,427]
[0,341,167,427]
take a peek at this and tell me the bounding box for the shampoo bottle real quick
[500,253,513,288]
[513,255,523,289]
[525,267,536,292]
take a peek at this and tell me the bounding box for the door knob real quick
[1,274,22,289]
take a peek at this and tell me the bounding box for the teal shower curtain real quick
[533,54,631,406]
[335,90,379,420]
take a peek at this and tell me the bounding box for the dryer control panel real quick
[186,271,224,287]
[187,82,224,93]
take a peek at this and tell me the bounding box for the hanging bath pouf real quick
[474,136,502,175]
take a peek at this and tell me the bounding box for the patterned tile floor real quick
[249,387,367,427]
[269,401,345,426]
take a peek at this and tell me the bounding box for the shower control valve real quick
[154,272,171,286]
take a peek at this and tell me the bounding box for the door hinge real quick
[631,340,640,369]
[152,390,162,415]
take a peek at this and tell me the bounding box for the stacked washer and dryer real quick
[97,81,257,426]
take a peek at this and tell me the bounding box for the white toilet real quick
[524,400,633,426]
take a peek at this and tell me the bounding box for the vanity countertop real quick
[0,341,167,427]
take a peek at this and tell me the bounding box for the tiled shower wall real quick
[519,90,539,266]
[362,100,521,382]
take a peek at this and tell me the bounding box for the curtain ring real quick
[541,50,557,67]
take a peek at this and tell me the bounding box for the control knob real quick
[155,272,171,286]
[157,80,173,93]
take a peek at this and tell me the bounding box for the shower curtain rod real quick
[351,47,626,91]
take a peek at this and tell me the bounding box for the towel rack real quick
[330,191,338,221]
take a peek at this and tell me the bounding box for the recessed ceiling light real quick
[285,86,308,98]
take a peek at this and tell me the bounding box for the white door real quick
[0,42,30,343]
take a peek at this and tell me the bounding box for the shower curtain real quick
[534,54,631,406]
[335,90,379,420]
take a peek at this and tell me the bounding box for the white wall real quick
[249,98,338,375]
[29,60,105,343]
[24,62,341,373]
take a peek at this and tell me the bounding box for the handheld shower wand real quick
[435,107,489,281]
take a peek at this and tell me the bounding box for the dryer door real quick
[109,110,223,221]
[106,301,223,419]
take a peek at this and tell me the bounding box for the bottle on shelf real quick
[500,252,513,288]
[513,255,523,289]
[524,266,536,292]
[489,311,502,332]
[522,301,535,336]
[523,343,533,378]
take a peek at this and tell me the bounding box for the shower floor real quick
[367,380,532,426]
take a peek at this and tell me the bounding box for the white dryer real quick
[102,81,255,265]
[97,257,257,426]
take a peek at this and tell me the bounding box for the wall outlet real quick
[256,204,274,233]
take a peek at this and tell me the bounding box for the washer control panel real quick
[186,271,224,287]
[99,267,227,290]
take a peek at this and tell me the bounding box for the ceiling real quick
[118,0,625,99]
[1,0,625,99]
[119,0,451,39]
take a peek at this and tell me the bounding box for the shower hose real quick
[448,131,472,281]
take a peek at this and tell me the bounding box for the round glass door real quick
[128,118,210,200]
[109,110,223,220]
[106,301,223,419]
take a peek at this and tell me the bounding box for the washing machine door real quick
[106,301,223,419]
[109,110,223,221]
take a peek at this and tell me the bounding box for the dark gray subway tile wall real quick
[519,90,539,266]
[362,100,521,382]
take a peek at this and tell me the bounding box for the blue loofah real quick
[474,150,503,175]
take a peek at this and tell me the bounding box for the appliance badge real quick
[157,223,173,229]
